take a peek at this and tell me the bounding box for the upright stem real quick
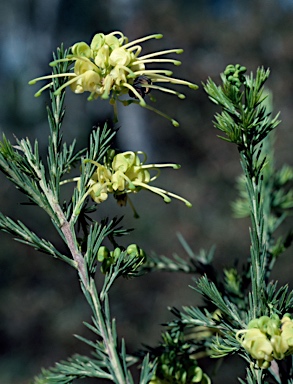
[88,280,127,384]
[240,147,266,317]
[30,163,88,286]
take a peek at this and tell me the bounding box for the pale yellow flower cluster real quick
[80,150,192,209]
[236,314,293,368]
[29,31,198,126]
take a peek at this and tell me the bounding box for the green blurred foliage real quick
[0,0,292,382]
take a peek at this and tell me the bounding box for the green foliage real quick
[162,64,293,382]
[147,330,211,384]
[0,47,155,384]
[204,66,280,150]
[140,64,293,383]
[1,41,293,384]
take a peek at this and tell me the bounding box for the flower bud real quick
[112,247,122,261]
[126,244,140,255]
[97,246,110,262]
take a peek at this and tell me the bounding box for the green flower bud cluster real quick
[29,31,198,126]
[97,243,146,275]
[224,64,247,88]
[236,314,293,368]
[78,150,191,209]
[149,365,210,384]
[149,332,210,384]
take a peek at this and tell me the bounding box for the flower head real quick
[236,314,293,368]
[29,31,198,126]
[68,150,191,216]
[236,328,273,368]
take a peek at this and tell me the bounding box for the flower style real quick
[236,314,293,368]
[71,150,192,214]
[29,31,198,126]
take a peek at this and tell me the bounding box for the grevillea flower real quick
[29,31,198,126]
[236,328,273,368]
[64,150,192,215]
[236,314,293,368]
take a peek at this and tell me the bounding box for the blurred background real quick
[0,0,293,382]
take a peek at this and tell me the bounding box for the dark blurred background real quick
[0,0,293,383]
